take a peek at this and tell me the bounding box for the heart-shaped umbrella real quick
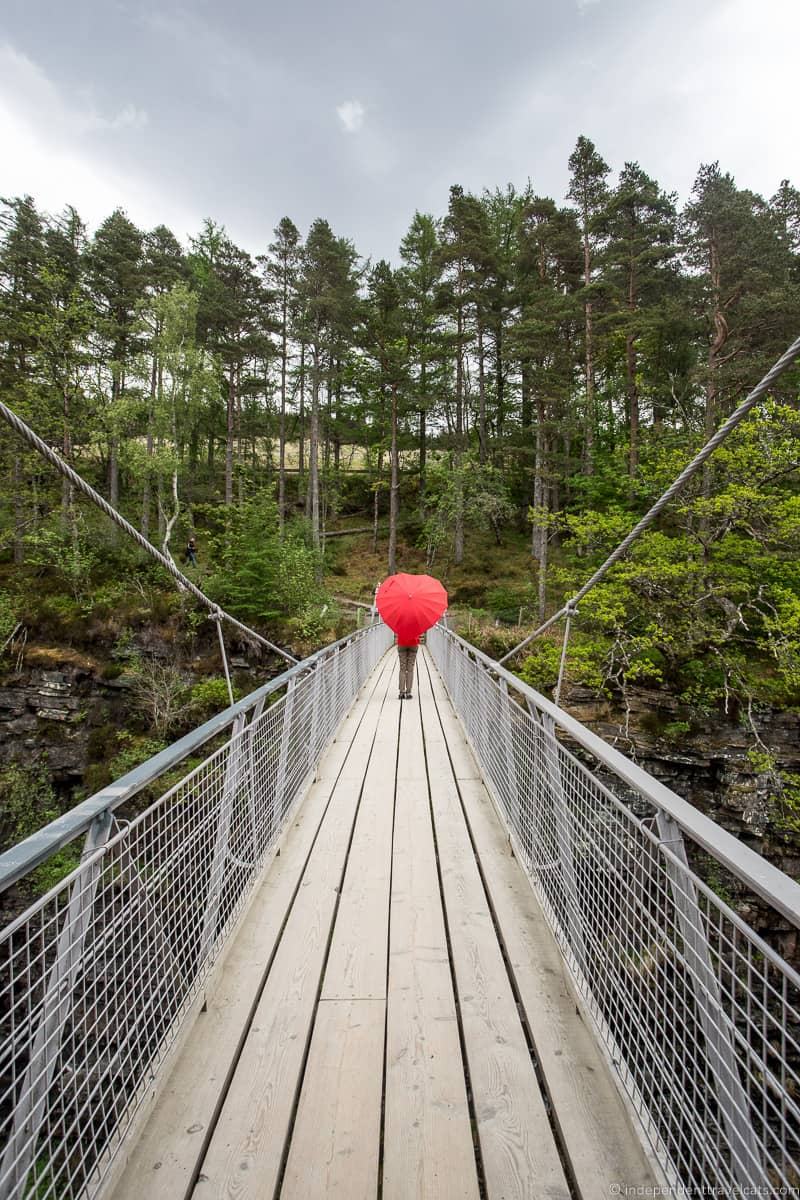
[376,573,448,644]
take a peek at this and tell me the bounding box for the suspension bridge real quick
[0,340,800,1198]
[0,620,798,1199]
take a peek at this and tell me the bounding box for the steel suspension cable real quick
[499,333,800,666]
[0,398,298,665]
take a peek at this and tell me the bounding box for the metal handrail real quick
[439,625,800,928]
[428,622,800,1193]
[0,618,393,1200]
[0,621,382,893]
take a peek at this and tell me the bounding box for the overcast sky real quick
[2,0,797,263]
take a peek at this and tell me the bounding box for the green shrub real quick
[0,590,20,655]
[188,676,240,720]
[518,642,562,694]
[0,761,80,893]
[206,498,327,624]
[109,731,168,779]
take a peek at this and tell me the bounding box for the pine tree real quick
[299,220,339,549]
[141,224,186,537]
[86,209,146,512]
[683,165,796,437]
[481,185,528,453]
[439,185,484,563]
[399,212,444,502]
[567,136,610,474]
[0,196,47,562]
[190,221,271,507]
[263,217,301,530]
[512,196,581,616]
[366,261,408,574]
[39,206,91,525]
[601,163,677,475]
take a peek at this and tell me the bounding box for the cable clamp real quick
[565,598,579,618]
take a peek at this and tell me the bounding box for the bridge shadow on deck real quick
[108,651,655,1200]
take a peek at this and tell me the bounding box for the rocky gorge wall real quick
[0,649,797,962]
[0,639,264,848]
[566,681,800,967]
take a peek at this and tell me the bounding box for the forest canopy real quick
[2,136,800,716]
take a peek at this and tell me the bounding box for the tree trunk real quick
[161,469,180,566]
[157,435,166,541]
[388,383,399,575]
[537,518,548,622]
[703,232,726,511]
[236,361,244,507]
[334,370,341,472]
[278,283,288,532]
[582,223,595,475]
[142,350,157,539]
[477,317,487,464]
[627,265,639,476]
[225,366,235,506]
[188,426,199,476]
[12,454,24,566]
[533,392,548,620]
[109,439,119,509]
[706,232,725,440]
[108,364,122,535]
[454,274,465,566]
[309,340,321,549]
[372,449,383,554]
[626,331,639,475]
[61,389,74,529]
[495,323,504,446]
[298,341,306,504]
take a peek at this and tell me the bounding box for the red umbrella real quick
[376,573,448,644]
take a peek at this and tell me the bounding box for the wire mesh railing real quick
[0,620,392,1200]
[428,623,800,1195]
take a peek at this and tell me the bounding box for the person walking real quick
[375,572,448,702]
[397,633,420,699]
[185,536,198,567]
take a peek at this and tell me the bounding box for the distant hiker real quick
[397,634,420,700]
[185,536,198,567]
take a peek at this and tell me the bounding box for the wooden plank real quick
[280,999,385,1200]
[316,656,392,782]
[189,668,393,1200]
[418,655,571,1200]
[422,661,480,780]
[321,687,398,1001]
[108,660,392,1200]
[424,658,658,1196]
[383,693,480,1200]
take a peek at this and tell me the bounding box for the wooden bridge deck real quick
[108,650,656,1200]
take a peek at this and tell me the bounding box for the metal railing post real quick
[246,695,267,860]
[325,647,341,754]
[654,812,764,1187]
[197,713,246,969]
[539,712,589,979]
[0,808,113,1200]
[307,662,323,777]
[274,677,297,822]
[498,678,520,828]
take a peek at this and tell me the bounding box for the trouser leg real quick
[399,646,417,694]
[397,647,407,694]
[408,646,417,692]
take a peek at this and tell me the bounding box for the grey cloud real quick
[2,0,796,261]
